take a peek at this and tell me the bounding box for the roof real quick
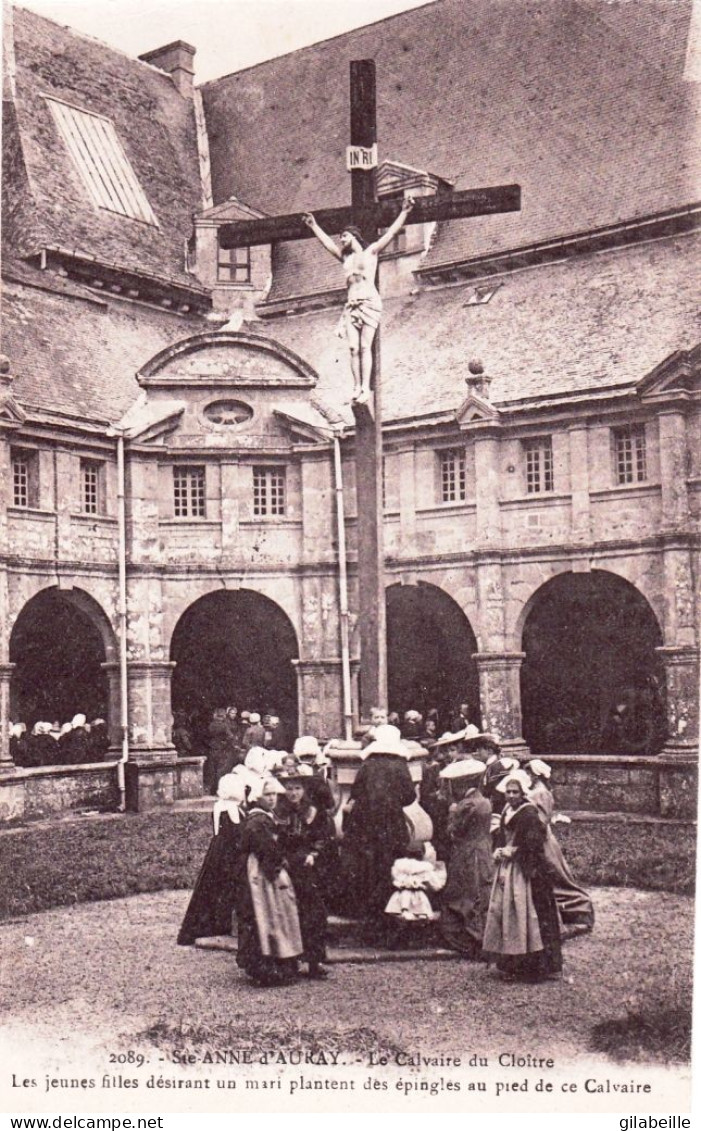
[201,0,699,302]
[3,262,208,422]
[252,231,701,425]
[3,5,204,290]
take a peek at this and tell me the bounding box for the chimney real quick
[139,41,196,98]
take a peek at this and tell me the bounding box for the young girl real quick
[236,778,303,987]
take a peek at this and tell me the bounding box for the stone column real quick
[656,645,699,760]
[0,663,16,768]
[473,651,529,758]
[126,660,177,758]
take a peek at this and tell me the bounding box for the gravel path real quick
[0,886,692,1071]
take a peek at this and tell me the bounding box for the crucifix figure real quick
[301,195,414,404]
[217,59,521,726]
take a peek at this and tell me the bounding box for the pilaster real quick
[126,660,177,757]
[473,429,501,548]
[473,651,529,758]
[568,424,591,541]
[0,663,16,768]
[656,645,699,760]
[658,409,690,530]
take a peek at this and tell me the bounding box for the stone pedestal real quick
[656,645,699,760]
[473,651,529,758]
[0,663,16,769]
[124,755,205,812]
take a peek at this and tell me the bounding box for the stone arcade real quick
[0,0,698,821]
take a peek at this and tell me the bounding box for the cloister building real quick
[1,0,698,819]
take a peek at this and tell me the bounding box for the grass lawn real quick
[0,808,695,921]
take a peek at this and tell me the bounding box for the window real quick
[173,466,206,518]
[217,245,252,284]
[524,437,554,494]
[47,97,158,226]
[383,228,408,256]
[613,424,647,484]
[253,467,286,517]
[80,459,103,514]
[439,448,467,503]
[11,449,37,508]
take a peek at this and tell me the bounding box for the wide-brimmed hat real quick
[439,757,486,780]
[463,730,501,754]
[362,724,408,758]
[279,763,314,783]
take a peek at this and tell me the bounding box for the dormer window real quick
[217,245,252,284]
[46,97,158,226]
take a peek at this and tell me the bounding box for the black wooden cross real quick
[219,60,521,728]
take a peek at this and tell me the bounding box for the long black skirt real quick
[177,821,242,945]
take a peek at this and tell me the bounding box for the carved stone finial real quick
[465,360,492,400]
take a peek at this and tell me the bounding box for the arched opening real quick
[520,570,666,756]
[170,589,299,743]
[9,587,111,729]
[386,582,480,728]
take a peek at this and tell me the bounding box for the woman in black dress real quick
[341,725,417,917]
[177,773,246,946]
[278,767,337,978]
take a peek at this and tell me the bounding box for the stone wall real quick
[0,757,205,822]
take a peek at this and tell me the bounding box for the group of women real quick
[178,738,337,987]
[434,747,594,981]
[177,723,594,987]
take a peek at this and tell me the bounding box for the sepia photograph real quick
[0,0,698,1118]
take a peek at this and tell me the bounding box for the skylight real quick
[47,98,158,227]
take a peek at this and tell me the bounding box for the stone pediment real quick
[638,345,701,405]
[196,196,267,224]
[455,393,501,428]
[376,160,453,199]
[137,331,318,390]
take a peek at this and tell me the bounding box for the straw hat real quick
[362,724,408,758]
[439,757,486,779]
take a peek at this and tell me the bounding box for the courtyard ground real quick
[0,886,692,1065]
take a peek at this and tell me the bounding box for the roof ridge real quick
[13,3,183,86]
[198,0,440,89]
